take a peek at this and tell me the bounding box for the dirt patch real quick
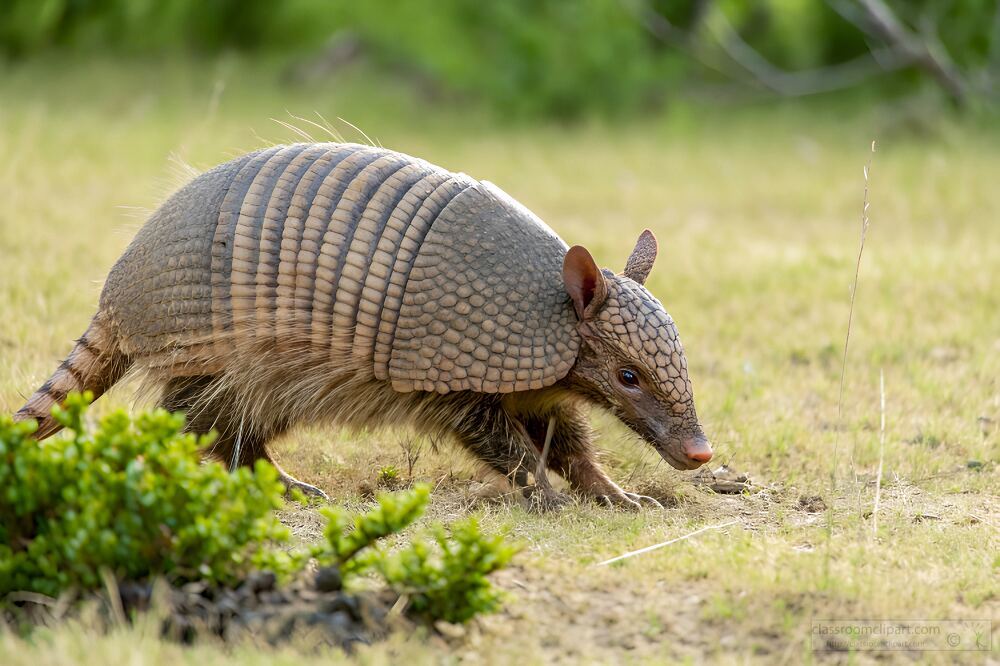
[464,565,716,663]
[797,495,828,513]
[4,568,404,652]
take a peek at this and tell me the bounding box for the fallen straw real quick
[596,520,740,566]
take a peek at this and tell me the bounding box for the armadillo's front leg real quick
[564,457,661,510]
[521,405,661,510]
[453,402,570,512]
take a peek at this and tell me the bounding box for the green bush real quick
[314,483,431,570]
[0,394,517,624]
[0,392,291,597]
[314,485,520,623]
[377,517,519,623]
[376,465,401,489]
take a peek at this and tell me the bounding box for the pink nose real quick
[683,438,714,463]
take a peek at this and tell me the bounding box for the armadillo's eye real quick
[617,368,640,388]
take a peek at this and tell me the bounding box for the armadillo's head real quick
[562,230,712,470]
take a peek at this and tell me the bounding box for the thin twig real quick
[711,11,911,96]
[832,0,968,104]
[630,0,910,98]
[871,369,886,538]
[535,416,556,484]
[596,520,738,566]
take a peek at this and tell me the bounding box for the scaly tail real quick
[14,312,131,439]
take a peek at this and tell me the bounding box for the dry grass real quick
[0,58,997,664]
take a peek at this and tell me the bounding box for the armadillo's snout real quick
[682,437,713,467]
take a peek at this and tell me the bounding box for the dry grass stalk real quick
[824,139,876,583]
[872,369,887,538]
[596,520,739,566]
[835,139,877,479]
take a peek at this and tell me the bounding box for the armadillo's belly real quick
[105,143,580,394]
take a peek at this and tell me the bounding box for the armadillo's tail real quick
[14,313,131,440]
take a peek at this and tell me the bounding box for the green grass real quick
[0,58,998,664]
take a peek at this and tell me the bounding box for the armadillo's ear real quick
[563,245,608,321]
[623,229,658,285]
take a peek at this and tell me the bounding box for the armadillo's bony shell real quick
[103,143,580,394]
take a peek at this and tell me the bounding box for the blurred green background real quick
[2,0,997,119]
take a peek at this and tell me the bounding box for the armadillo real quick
[15,142,713,509]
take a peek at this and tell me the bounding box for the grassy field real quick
[0,59,997,664]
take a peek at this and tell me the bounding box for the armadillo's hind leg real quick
[263,449,328,500]
[219,428,328,500]
[14,313,131,440]
[158,376,328,499]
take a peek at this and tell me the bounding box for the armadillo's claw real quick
[622,492,663,509]
[596,490,662,511]
[597,492,641,511]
